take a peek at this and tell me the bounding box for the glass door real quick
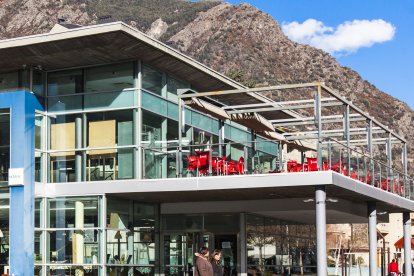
[163,234,186,276]
[162,232,208,276]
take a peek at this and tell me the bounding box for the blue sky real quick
[227,0,414,108]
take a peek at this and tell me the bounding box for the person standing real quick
[388,259,399,276]
[210,249,223,276]
[194,247,213,276]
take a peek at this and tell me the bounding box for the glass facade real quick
[246,214,317,275]
[0,60,282,276]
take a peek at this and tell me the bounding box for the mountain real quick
[1,0,412,172]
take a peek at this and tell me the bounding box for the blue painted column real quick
[0,91,43,276]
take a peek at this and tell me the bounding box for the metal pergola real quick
[177,81,408,179]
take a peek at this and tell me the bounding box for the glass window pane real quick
[85,62,134,92]
[33,70,45,97]
[142,65,163,95]
[48,197,100,228]
[47,95,82,112]
[87,149,134,181]
[167,76,188,101]
[0,71,19,91]
[0,110,10,184]
[84,90,135,110]
[87,110,133,148]
[141,91,167,116]
[48,69,83,96]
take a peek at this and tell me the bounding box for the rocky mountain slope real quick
[1,0,412,172]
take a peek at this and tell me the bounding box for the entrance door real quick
[162,232,209,276]
[214,234,238,276]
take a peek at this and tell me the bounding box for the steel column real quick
[368,202,377,276]
[239,213,247,276]
[403,212,412,276]
[75,115,82,181]
[219,119,225,157]
[315,85,323,169]
[368,120,375,186]
[344,105,351,173]
[315,185,327,276]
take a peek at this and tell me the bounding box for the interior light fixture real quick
[377,211,388,215]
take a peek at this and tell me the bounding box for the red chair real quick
[350,170,357,180]
[187,155,197,171]
[287,160,298,172]
[307,157,318,171]
[237,157,245,174]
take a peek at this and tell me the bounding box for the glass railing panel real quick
[48,95,82,112]
[84,90,135,110]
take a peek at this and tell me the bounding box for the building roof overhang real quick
[37,171,414,224]
[0,22,244,92]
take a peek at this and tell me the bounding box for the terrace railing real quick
[141,139,414,200]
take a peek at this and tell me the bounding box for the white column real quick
[403,212,412,276]
[75,201,85,275]
[368,202,377,276]
[315,185,327,276]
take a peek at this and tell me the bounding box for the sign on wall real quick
[8,168,25,186]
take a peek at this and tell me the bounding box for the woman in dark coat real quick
[194,247,213,276]
[210,249,223,276]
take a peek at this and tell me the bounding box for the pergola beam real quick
[178,82,319,98]
[227,102,343,114]
[320,84,406,143]
[274,117,366,127]
[222,97,337,110]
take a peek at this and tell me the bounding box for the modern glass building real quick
[0,22,413,276]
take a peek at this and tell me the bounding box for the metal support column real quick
[315,85,323,169]
[387,132,393,190]
[403,143,409,198]
[75,115,82,181]
[239,213,247,276]
[403,212,412,276]
[368,202,377,276]
[344,105,351,173]
[177,97,184,177]
[367,120,374,186]
[219,119,225,157]
[315,185,327,276]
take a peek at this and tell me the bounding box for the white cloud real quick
[281,19,396,55]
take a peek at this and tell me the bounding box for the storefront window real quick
[47,197,100,266]
[246,214,316,275]
[106,198,158,273]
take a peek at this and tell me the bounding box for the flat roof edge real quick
[0,21,245,91]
